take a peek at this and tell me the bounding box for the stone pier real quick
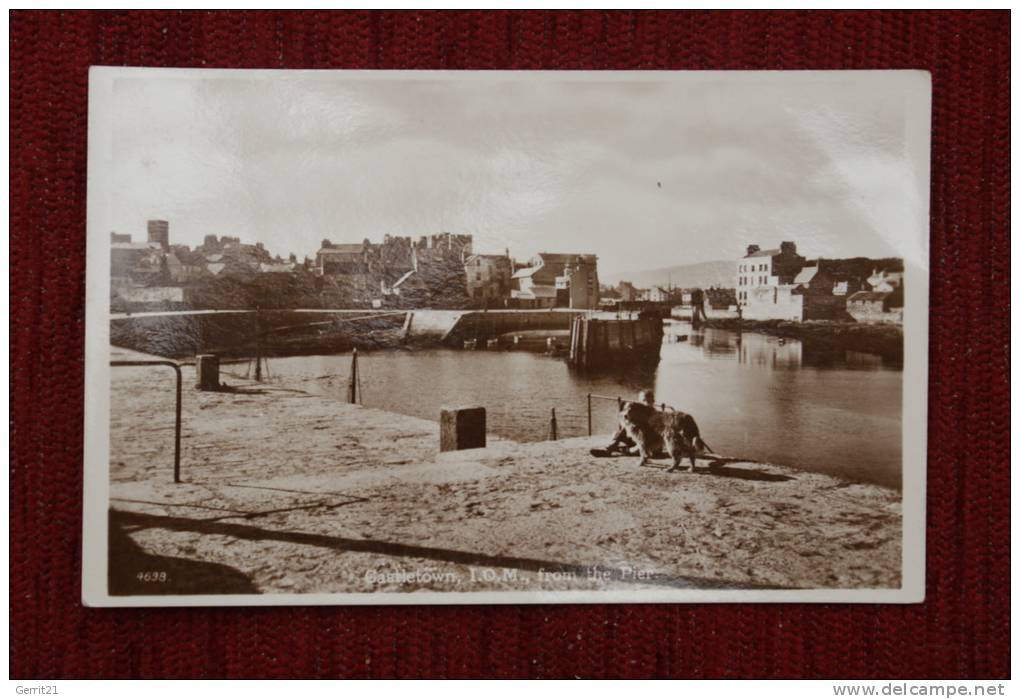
[106,346,902,596]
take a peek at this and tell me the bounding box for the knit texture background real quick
[9,10,1009,679]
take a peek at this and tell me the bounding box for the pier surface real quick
[108,348,901,596]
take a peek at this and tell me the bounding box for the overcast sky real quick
[108,71,928,278]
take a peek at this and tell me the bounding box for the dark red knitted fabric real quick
[10,10,1009,679]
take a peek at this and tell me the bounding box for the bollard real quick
[439,406,486,452]
[549,408,558,440]
[195,354,220,391]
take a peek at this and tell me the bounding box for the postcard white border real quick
[82,67,930,607]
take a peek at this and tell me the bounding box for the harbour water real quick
[243,322,902,489]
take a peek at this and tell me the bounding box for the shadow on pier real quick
[109,511,258,596]
[111,509,787,592]
[634,459,795,483]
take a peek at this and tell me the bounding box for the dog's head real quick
[620,400,654,425]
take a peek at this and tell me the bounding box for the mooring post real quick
[195,354,220,391]
[347,347,359,404]
[440,406,486,451]
[549,408,558,441]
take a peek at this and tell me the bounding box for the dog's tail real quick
[692,434,713,455]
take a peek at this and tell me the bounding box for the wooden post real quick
[588,318,595,366]
[195,354,220,391]
[347,348,358,403]
[440,406,486,451]
[549,408,558,440]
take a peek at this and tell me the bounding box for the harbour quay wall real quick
[407,309,587,344]
[111,308,601,357]
[110,310,406,359]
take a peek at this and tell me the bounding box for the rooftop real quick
[793,265,819,285]
[744,248,781,258]
[318,244,365,255]
[512,266,540,279]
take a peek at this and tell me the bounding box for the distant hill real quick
[602,260,734,290]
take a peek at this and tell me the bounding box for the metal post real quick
[347,347,358,403]
[110,360,183,483]
[254,307,262,382]
[549,408,558,441]
[173,367,182,483]
[587,393,593,436]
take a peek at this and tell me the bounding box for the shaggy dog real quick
[619,400,712,472]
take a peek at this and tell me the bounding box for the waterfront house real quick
[736,242,808,320]
[735,241,807,311]
[464,253,513,306]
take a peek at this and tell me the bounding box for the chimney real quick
[746,244,760,256]
[780,241,797,255]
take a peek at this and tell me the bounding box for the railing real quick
[585,393,624,436]
[584,392,674,436]
[110,360,186,483]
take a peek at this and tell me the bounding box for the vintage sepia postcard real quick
[83,68,931,606]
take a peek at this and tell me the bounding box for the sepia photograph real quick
[82,68,930,605]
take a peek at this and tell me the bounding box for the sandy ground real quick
[107,347,902,596]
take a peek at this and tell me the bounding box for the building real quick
[641,286,673,303]
[110,233,163,287]
[317,242,370,275]
[314,233,474,307]
[705,287,737,310]
[847,288,904,324]
[464,253,513,305]
[617,281,639,303]
[511,252,599,309]
[737,241,823,320]
[735,241,806,308]
[147,219,169,250]
[867,268,904,293]
[737,242,905,322]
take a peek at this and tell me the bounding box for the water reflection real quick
[672,322,899,371]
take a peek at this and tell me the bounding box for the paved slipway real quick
[106,347,902,597]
